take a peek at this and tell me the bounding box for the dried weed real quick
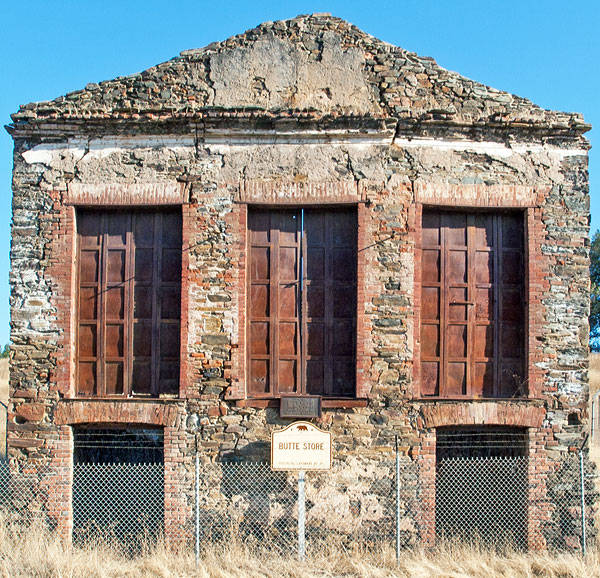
[0,517,597,578]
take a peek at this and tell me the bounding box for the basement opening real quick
[435,426,528,549]
[72,427,164,549]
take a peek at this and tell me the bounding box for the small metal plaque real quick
[280,396,321,419]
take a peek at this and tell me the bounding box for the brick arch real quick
[54,400,181,427]
[420,402,545,429]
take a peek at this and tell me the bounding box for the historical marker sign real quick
[280,395,321,419]
[271,421,331,471]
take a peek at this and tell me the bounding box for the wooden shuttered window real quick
[77,210,182,397]
[420,210,525,398]
[248,207,357,398]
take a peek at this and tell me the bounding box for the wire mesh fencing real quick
[435,456,529,549]
[73,462,164,548]
[0,453,596,556]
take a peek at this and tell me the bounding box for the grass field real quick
[0,517,597,578]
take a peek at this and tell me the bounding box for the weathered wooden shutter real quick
[248,207,357,398]
[420,210,524,398]
[77,210,181,397]
[303,209,356,396]
[248,209,301,396]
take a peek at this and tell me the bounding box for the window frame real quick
[75,208,183,398]
[416,207,527,399]
[245,205,359,400]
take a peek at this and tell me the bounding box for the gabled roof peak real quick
[8,14,588,138]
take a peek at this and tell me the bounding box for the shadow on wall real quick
[0,359,7,459]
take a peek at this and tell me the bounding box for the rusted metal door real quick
[77,210,181,397]
[248,207,357,397]
[421,211,524,398]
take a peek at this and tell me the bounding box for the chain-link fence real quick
[0,453,597,557]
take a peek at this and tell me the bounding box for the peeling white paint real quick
[393,137,587,159]
[21,134,587,165]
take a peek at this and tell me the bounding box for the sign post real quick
[298,470,306,559]
[271,421,332,559]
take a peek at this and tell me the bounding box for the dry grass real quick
[0,519,597,578]
[591,353,600,397]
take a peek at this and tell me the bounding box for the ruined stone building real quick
[5,14,591,547]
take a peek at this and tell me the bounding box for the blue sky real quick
[0,0,598,346]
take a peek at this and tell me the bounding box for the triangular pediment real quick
[10,14,586,133]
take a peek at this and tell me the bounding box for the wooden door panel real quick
[105,363,124,395]
[421,210,524,398]
[447,363,466,396]
[475,251,493,284]
[278,360,297,393]
[79,288,98,320]
[249,360,269,394]
[250,322,269,355]
[134,286,152,319]
[306,286,325,318]
[473,362,494,397]
[421,250,440,282]
[105,325,124,358]
[80,251,100,283]
[159,323,180,358]
[422,212,441,244]
[333,286,355,318]
[251,247,270,280]
[132,361,151,395]
[78,362,97,395]
[77,210,181,397]
[279,285,297,318]
[79,325,97,357]
[105,287,124,319]
[445,213,467,245]
[133,213,155,247]
[421,325,440,358]
[421,288,440,319]
[248,207,356,398]
[306,247,325,279]
[161,287,181,320]
[421,362,439,396]
[250,285,269,318]
[78,213,102,245]
[447,325,467,357]
[133,322,152,356]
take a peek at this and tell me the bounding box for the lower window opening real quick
[73,427,164,550]
[435,427,528,549]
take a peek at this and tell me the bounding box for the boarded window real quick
[248,207,357,397]
[77,210,181,397]
[420,211,525,398]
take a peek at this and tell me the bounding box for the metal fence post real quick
[579,449,587,555]
[395,435,400,566]
[195,451,200,567]
[298,470,306,560]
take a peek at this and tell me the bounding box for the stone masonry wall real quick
[6,14,591,546]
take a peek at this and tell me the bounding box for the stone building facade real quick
[5,14,591,547]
